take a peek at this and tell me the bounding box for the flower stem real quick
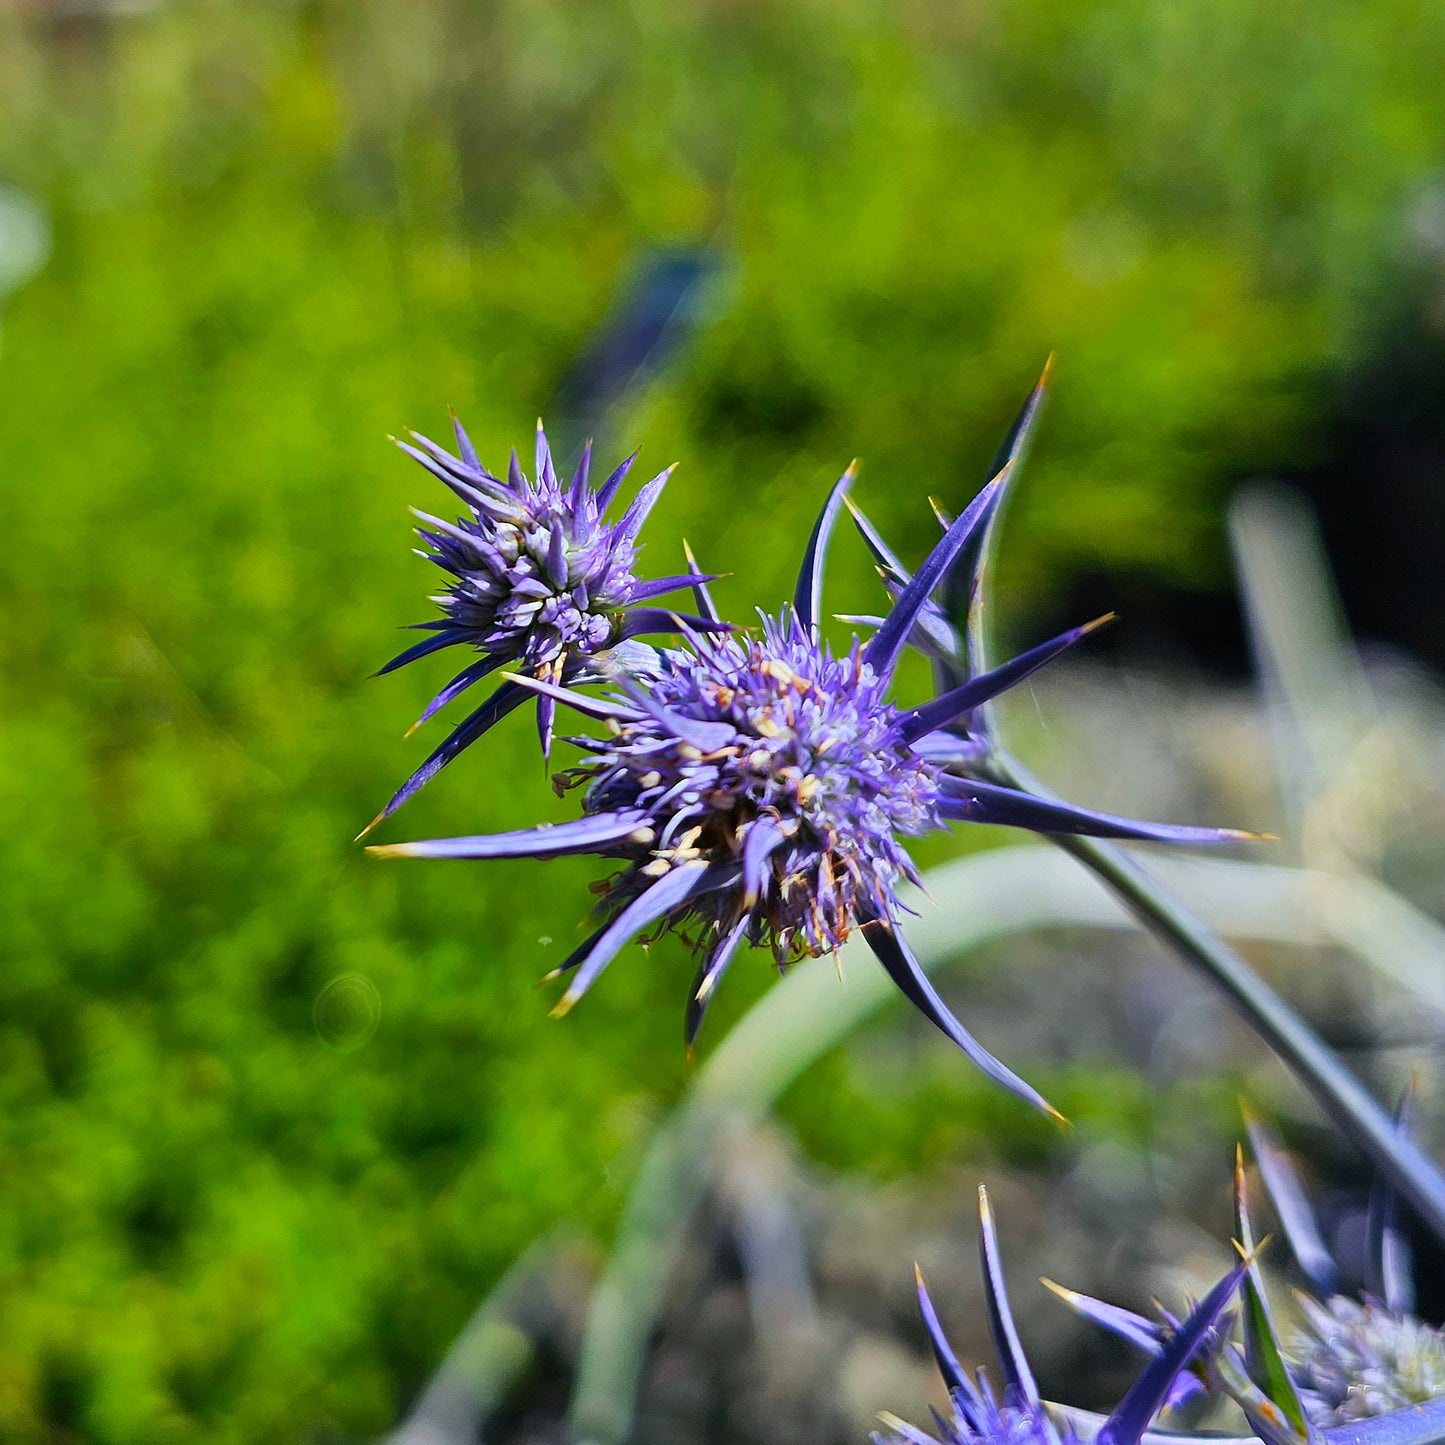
[990,748,1445,1244]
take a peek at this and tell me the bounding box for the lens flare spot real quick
[314,974,382,1052]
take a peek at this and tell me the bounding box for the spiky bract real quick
[873,1383,1073,1445]
[1062,1122,1445,1445]
[875,1188,1244,1445]
[1239,1110,1445,1433]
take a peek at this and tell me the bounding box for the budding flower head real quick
[364,416,724,833]
[875,1187,1245,1445]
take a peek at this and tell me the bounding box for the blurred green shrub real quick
[0,0,1440,1438]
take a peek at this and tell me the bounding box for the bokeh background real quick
[3,2,1445,1441]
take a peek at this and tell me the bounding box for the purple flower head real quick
[1290,1295,1445,1426]
[369,460,1248,1117]
[875,1187,1245,1445]
[363,416,724,834]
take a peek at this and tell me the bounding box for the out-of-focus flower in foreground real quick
[1247,1107,1445,1432]
[1290,1295,1445,1426]
[364,417,723,832]
[369,453,1250,1118]
[873,1186,1245,1445]
[1053,1113,1445,1445]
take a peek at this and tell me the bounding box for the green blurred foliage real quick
[0,0,1440,1438]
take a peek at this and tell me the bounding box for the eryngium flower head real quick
[370,463,1246,1116]
[366,417,721,831]
[1289,1295,1445,1426]
[875,1187,1244,1445]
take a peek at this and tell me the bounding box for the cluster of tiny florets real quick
[559,611,943,962]
[1289,1295,1445,1426]
[415,446,635,674]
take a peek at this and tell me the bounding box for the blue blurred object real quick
[0,185,50,340]
[554,247,721,438]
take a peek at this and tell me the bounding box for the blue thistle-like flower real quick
[368,454,1248,1117]
[874,1186,1245,1445]
[364,416,724,832]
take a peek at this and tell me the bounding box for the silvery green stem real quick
[990,748,1445,1243]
